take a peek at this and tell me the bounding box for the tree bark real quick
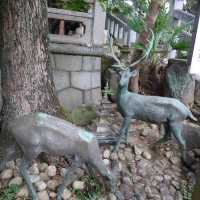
[0,0,59,126]
[129,0,165,92]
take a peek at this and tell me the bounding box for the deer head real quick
[107,30,154,88]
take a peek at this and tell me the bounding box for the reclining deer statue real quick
[108,36,197,163]
[4,112,115,200]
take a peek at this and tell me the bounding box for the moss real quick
[71,105,97,126]
[57,105,97,126]
[56,105,72,122]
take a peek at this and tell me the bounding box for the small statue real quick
[7,112,115,200]
[108,37,197,163]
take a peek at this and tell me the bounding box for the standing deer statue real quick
[4,112,115,200]
[108,36,197,163]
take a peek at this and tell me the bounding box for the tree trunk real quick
[0,0,58,126]
[129,0,165,92]
[0,0,59,165]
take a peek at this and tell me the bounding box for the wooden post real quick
[59,19,65,35]
[188,3,200,75]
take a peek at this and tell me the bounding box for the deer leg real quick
[19,157,38,200]
[56,169,76,200]
[112,117,131,152]
[87,158,115,193]
[57,157,82,200]
[169,122,186,161]
[154,123,171,146]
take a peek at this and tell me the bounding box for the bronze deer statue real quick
[3,112,115,200]
[108,36,197,163]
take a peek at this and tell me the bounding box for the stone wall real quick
[50,53,102,110]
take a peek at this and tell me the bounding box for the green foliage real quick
[0,185,20,200]
[58,104,97,126]
[98,0,134,17]
[57,105,72,121]
[130,2,193,64]
[73,175,103,200]
[71,105,97,126]
[181,181,193,200]
[50,0,90,12]
[102,82,115,96]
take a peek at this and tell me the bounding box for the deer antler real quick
[107,35,128,70]
[130,29,154,68]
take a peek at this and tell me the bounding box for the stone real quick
[109,193,117,200]
[16,186,29,198]
[145,186,153,197]
[171,180,180,190]
[164,59,195,107]
[30,175,41,183]
[0,169,13,179]
[142,151,152,160]
[53,70,70,91]
[38,190,49,200]
[182,122,200,149]
[71,72,100,90]
[47,180,60,190]
[154,175,163,182]
[118,151,126,161]
[62,188,72,200]
[84,88,102,105]
[49,192,56,198]
[29,163,39,175]
[103,159,110,166]
[82,56,101,71]
[73,181,85,190]
[60,168,67,177]
[75,168,85,177]
[38,163,48,172]
[47,165,57,177]
[122,176,132,185]
[55,54,82,71]
[110,152,118,161]
[9,177,23,186]
[133,145,143,155]
[124,151,133,161]
[169,157,180,165]
[57,88,83,111]
[194,148,200,157]
[103,149,111,159]
[132,176,142,183]
[140,128,149,137]
[6,161,16,169]
[35,180,47,191]
[165,151,173,159]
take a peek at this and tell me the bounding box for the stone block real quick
[164,59,195,107]
[71,72,100,90]
[57,88,83,111]
[84,88,102,105]
[54,54,82,71]
[53,70,70,91]
[82,56,101,71]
